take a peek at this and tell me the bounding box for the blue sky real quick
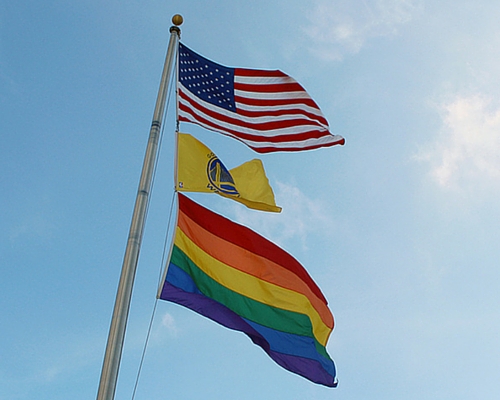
[2,1,500,399]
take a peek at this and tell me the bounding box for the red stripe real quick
[178,193,329,305]
[235,68,288,78]
[234,81,305,93]
[248,138,345,153]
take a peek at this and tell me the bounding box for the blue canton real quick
[179,43,236,112]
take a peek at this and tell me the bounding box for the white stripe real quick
[236,133,344,150]
[235,89,313,101]
[234,75,297,85]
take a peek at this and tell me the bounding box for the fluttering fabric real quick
[160,193,337,387]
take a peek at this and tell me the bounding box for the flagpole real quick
[96,15,183,400]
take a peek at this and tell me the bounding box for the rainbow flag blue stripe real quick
[160,193,337,387]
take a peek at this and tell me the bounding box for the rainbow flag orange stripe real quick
[160,193,337,387]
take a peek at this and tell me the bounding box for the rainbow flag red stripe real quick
[160,193,337,387]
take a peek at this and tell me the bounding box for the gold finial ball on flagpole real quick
[172,14,183,26]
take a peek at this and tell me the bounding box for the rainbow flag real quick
[159,193,337,387]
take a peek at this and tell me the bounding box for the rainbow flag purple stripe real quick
[160,194,337,387]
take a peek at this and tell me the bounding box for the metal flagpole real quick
[96,15,183,400]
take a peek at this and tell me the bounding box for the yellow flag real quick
[177,133,281,213]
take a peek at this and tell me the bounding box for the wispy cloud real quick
[304,0,421,60]
[228,182,336,251]
[416,94,500,192]
[20,331,104,386]
[160,312,179,337]
[9,215,57,243]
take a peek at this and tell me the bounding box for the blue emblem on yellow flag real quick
[176,133,281,213]
[207,157,239,196]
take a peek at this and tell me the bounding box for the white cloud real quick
[305,0,421,60]
[416,94,500,192]
[160,312,179,336]
[229,182,336,250]
[9,214,57,243]
[21,331,104,387]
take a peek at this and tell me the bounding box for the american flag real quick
[177,43,345,153]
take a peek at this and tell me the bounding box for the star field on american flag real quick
[179,45,236,112]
